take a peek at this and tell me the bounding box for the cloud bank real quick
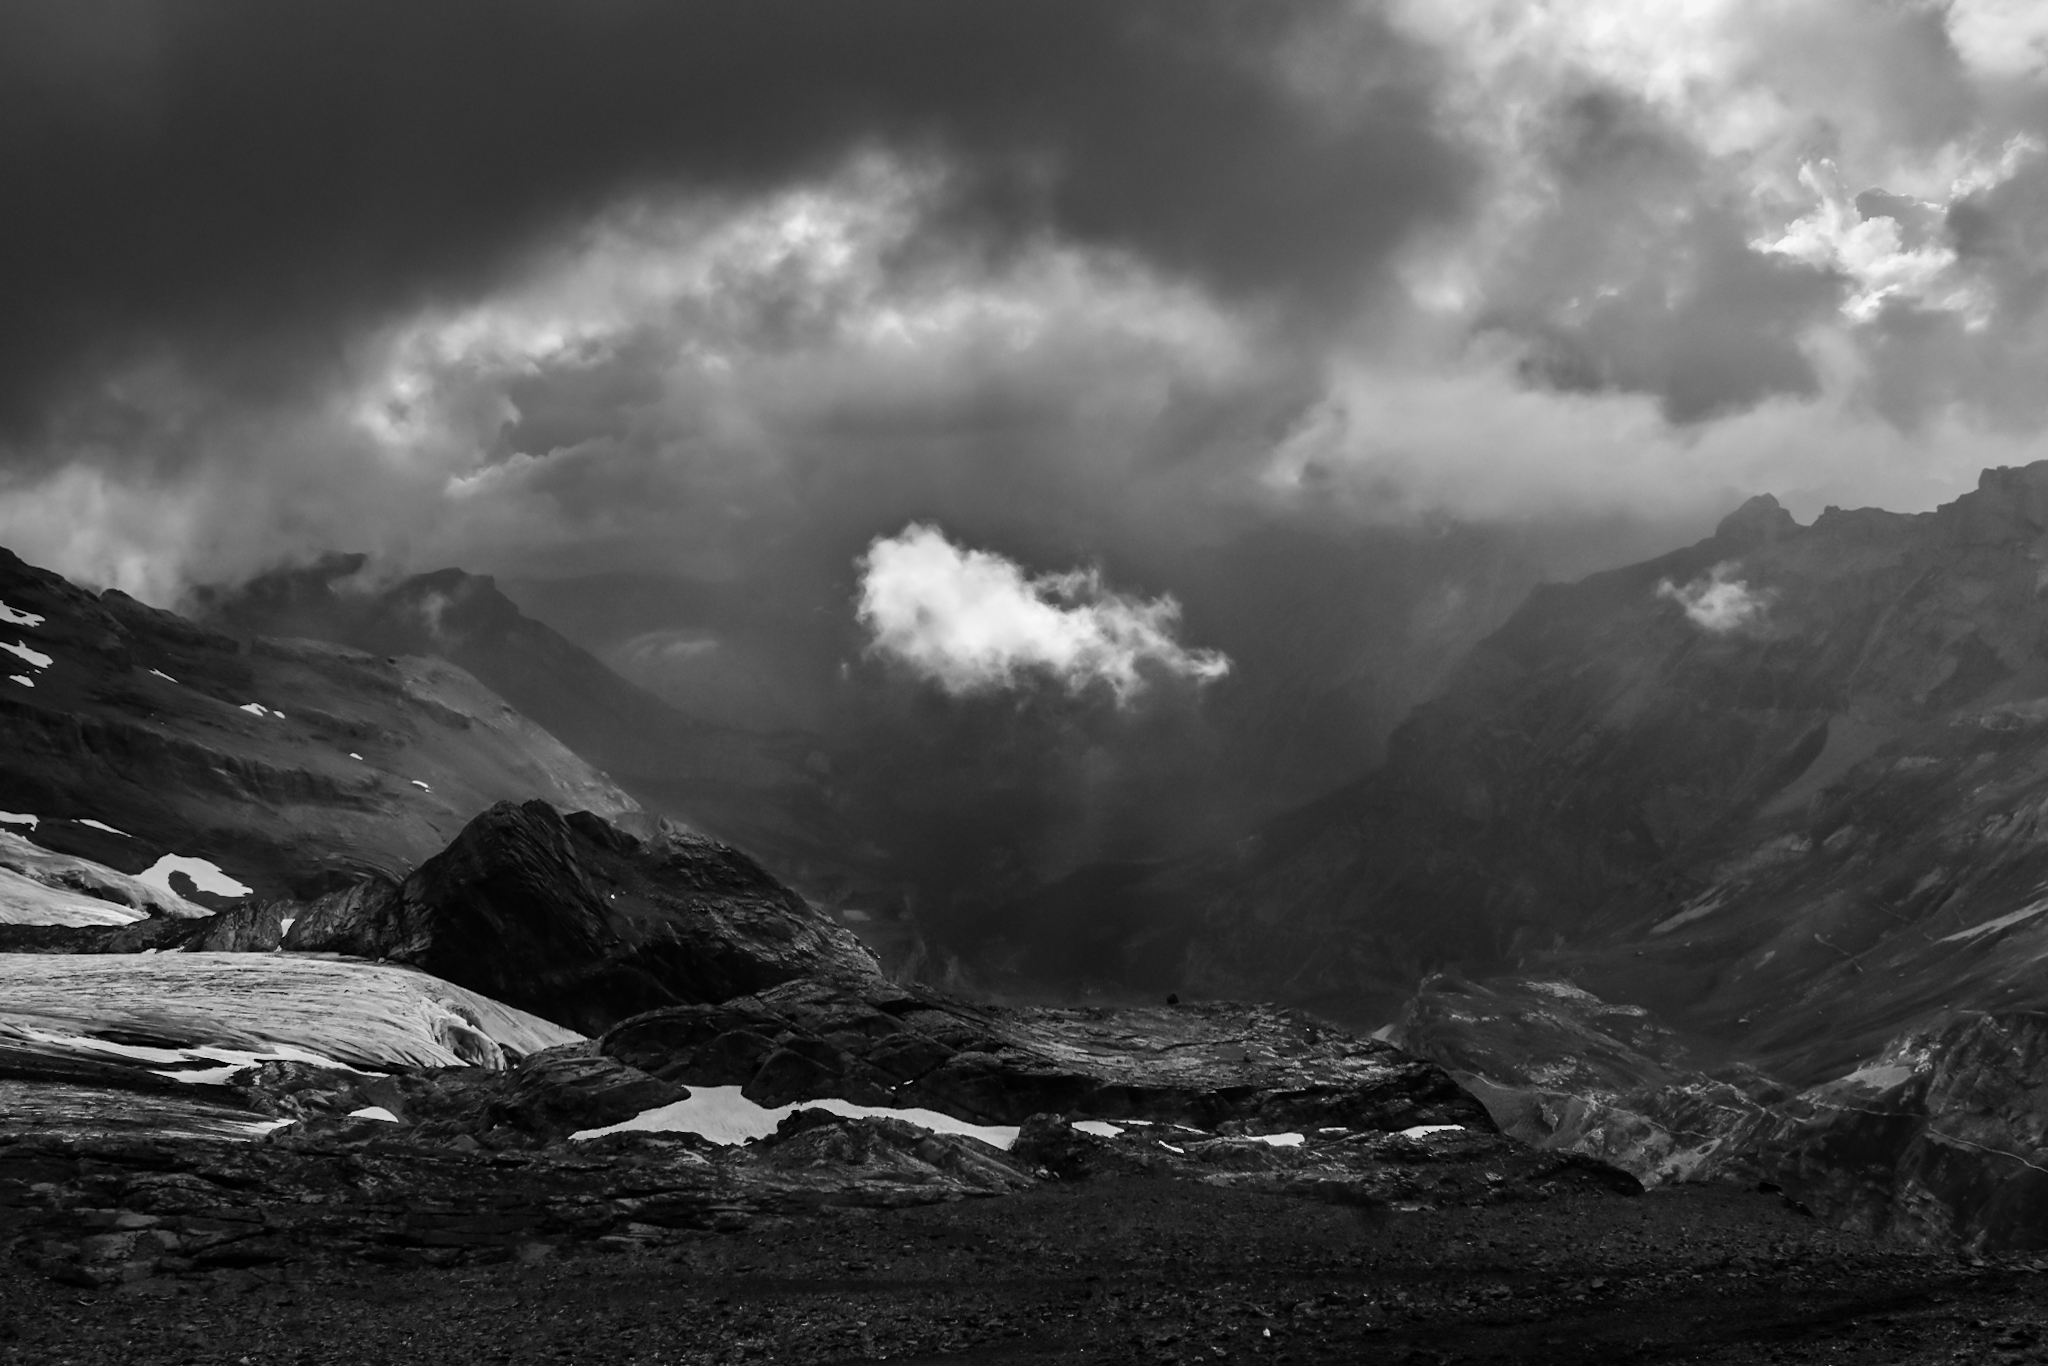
[8,1,2048,909]
[857,525,1229,702]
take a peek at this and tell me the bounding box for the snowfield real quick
[0,955,581,1073]
[572,1089,1330,1154]
[0,831,212,924]
[136,853,254,899]
[571,1085,1025,1149]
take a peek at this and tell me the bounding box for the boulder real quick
[276,801,884,1034]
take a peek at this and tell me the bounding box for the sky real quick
[6,0,2048,896]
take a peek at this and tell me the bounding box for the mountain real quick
[189,556,880,906]
[990,466,2048,1038]
[977,459,2048,1249]
[0,546,635,905]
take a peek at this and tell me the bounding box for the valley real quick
[16,468,2048,1361]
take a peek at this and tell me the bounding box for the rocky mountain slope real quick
[0,547,635,906]
[190,557,871,901]
[965,461,2048,1250]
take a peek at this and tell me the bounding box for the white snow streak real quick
[572,1084,1024,1149]
[12,1024,355,1085]
[1939,899,2048,944]
[7,674,31,688]
[137,854,254,899]
[77,819,129,837]
[0,812,37,829]
[0,600,45,628]
[1,639,52,670]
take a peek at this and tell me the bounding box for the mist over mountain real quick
[18,5,2048,1353]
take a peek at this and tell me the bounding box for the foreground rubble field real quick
[5,1174,2047,1366]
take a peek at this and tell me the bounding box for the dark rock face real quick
[273,801,883,1035]
[604,981,1490,1133]
[1749,1012,2048,1253]
[1395,979,2048,1254]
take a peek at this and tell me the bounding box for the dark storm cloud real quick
[0,0,1469,441]
[1476,87,1843,423]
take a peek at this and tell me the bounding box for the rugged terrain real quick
[15,1165,2043,1366]
[949,462,2048,1253]
[0,548,635,905]
[21,477,2048,1362]
[190,557,877,906]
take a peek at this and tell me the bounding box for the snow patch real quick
[148,668,177,683]
[1397,1124,1466,1140]
[1653,893,1727,936]
[76,819,129,837]
[12,1024,356,1085]
[0,812,36,830]
[8,675,31,688]
[237,702,284,718]
[137,854,253,899]
[1072,1120,1123,1139]
[349,1106,402,1123]
[349,752,364,761]
[1158,1141,1185,1154]
[279,916,297,937]
[411,780,431,791]
[1835,1062,1920,1092]
[1,639,51,669]
[571,1084,1023,1150]
[1245,1132,1305,1148]
[0,600,45,628]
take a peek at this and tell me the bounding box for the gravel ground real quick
[7,1177,2047,1365]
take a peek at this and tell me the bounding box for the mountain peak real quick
[1712,493,1800,547]
[1957,459,2048,537]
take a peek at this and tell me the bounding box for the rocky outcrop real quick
[264,801,883,1035]
[604,981,1490,1133]
[1396,975,2048,1253]
[1749,1012,2048,1253]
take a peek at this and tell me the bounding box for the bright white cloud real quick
[1755,161,1972,322]
[855,524,1229,702]
[1754,144,2042,324]
[1946,0,2048,79]
[1656,563,1772,632]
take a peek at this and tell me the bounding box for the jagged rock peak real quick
[1956,460,2048,537]
[1713,493,1801,547]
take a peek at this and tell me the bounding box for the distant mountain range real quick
[22,466,2048,1249]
